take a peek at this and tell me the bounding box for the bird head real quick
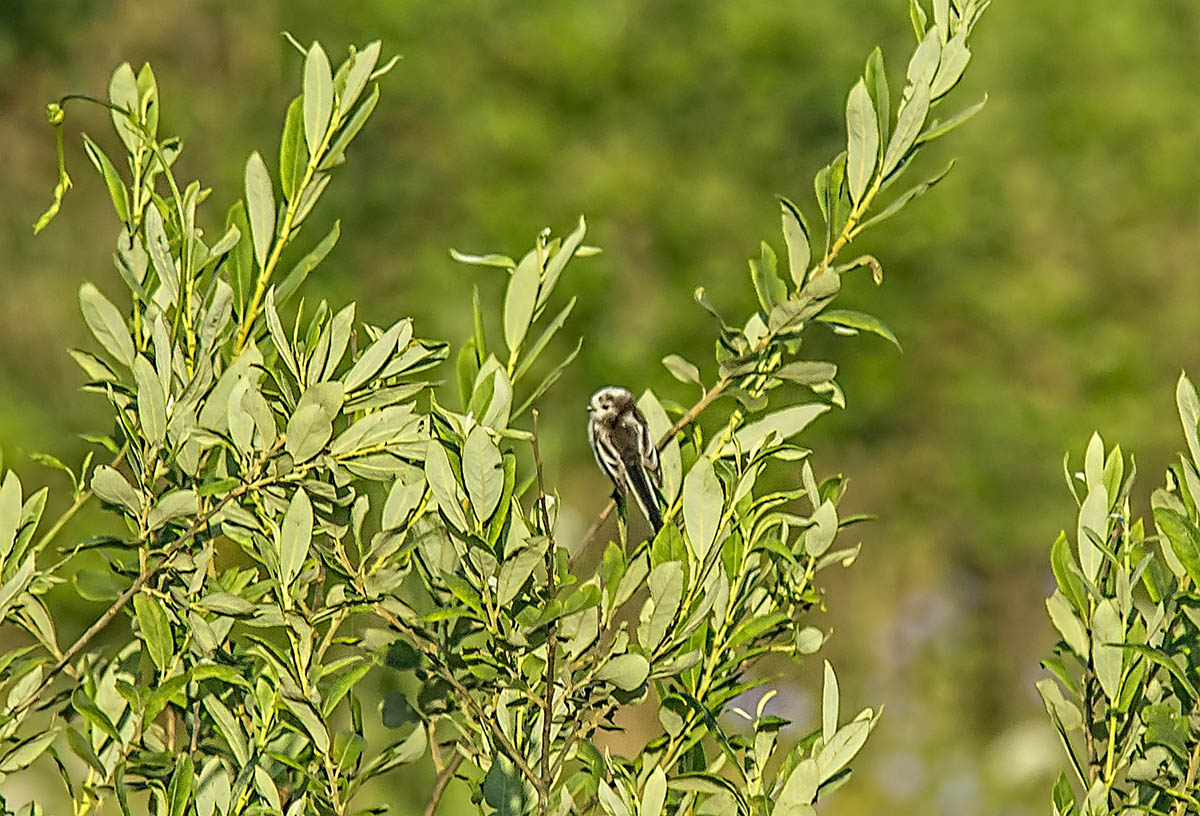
[587,386,634,421]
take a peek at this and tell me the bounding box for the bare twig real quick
[422,752,465,816]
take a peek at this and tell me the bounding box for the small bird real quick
[587,386,663,532]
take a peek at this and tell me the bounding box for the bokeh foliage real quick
[1,0,1198,815]
[0,1,991,811]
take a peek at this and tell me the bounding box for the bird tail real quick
[623,459,663,532]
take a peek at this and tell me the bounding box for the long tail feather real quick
[623,459,662,532]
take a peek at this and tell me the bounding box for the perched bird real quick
[587,386,663,532]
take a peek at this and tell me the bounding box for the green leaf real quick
[1091,599,1124,701]
[845,79,879,204]
[776,758,819,810]
[806,499,838,556]
[79,283,134,368]
[642,766,667,816]
[1078,435,1108,581]
[197,592,255,617]
[1178,372,1200,468]
[774,361,837,386]
[148,489,198,531]
[285,404,333,463]
[1036,678,1082,731]
[281,696,330,753]
[822,660,839,743]
[906,26,941,87]
[72,687,120,741]
[203,695,249,765]
[244,151,275,270]
[881,80,930,178]
[497,545,541,605]
[1052,772,1077,816]
[381,692,416,728]
[0,730,58,773]
[483,754,530,816]
[322,83,380,169]
[780,198,811,289]
[661,354,701,387]
[683,457,722,560]
[425,439,469,531]
[1045,591,1089,660]
[108,62,141,151]
[167,755,194,816]
[0,557,35,617]
[73,566,123,602]
[281,234,343,319]
[750,242,787,315]
[463,426,504,523]
[1118,643,1200,699]
[815,713,874,782]
[81,134,129,225]
[303,41,334,156]
[816,309,901,350]
[134,592,173,674]
[858,160,955,231]
[538,215,587,309]
[513,296,577,383]
[638,561,683,651]
[1050,532,1088,615]
[512,338,580,417]
[597,653,650,691]
[133,354,167,443]
[931,30,970,98]
[730,404,830,454]
[504,248,540,354]
[0,473,21,560]
[143,204,179,302]
[864,47,890,147]
[449,249,515,269]
[279,96,307,202]
[278,488,313,591]
[343,319,406,392]
[339,41,382,118]
[91,465,141,515]
[796,626,825,654]
[916,96,987,146]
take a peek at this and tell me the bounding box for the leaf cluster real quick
[1041,375,1200,816]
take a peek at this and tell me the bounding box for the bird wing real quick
[589,415,627,495]
[630,406,662,489]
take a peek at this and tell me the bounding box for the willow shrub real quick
[0,2,988,814]
[1042,375,1200,816]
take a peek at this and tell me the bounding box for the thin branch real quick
[531,409,557,810]
[422,752,464,816]
[34,446,128,553]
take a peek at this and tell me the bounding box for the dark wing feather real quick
[631,405,662,489]
[589,416,626,495]
[617,408,663,531]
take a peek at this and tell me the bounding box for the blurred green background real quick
[2,0,1199,813]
